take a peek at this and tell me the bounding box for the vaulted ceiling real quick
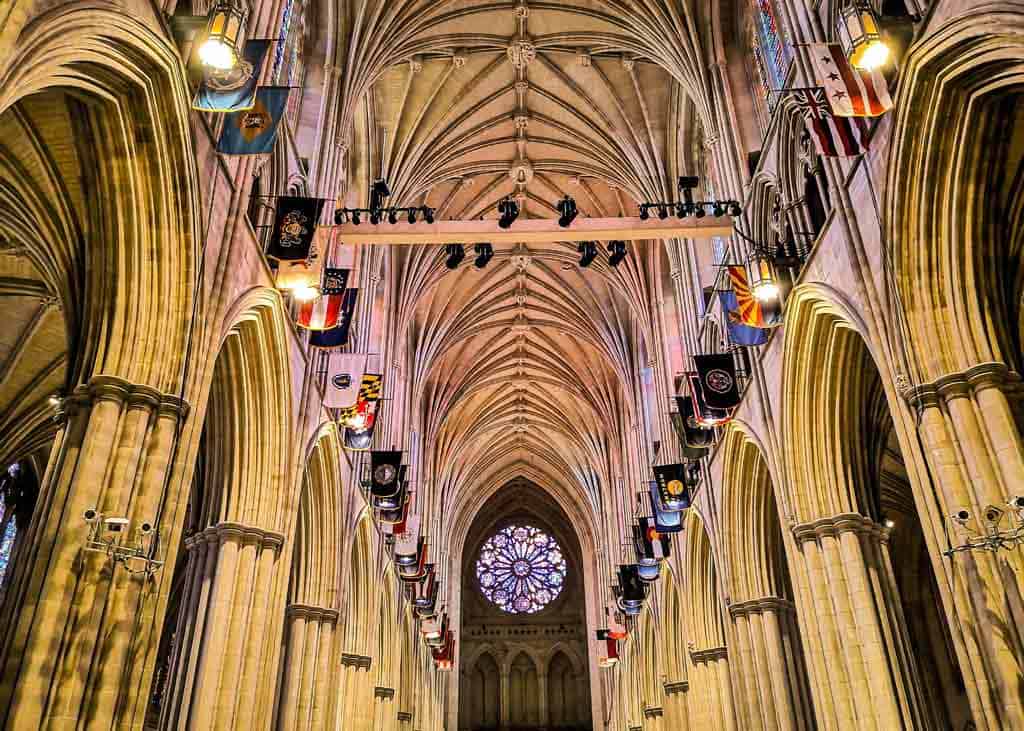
[340,0,710,536]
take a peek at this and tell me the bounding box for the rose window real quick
[475,524,567,614]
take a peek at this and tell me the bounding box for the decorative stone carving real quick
[452,50,467,68]
[408,56,423,74]
[622,55,636,71]
[664,680,689,695]
[508,40,536,70]
[341,653,373,670]
[689,646,728,664]
[576,49,592,67]
[643,706,664,718]
[375,686,396,700]
[510,158,534,186]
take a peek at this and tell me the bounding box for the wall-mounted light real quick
[198,0,246,71]
[474,243,494,268]
[607,240,627,268]
[444,244,465,270]
[838,0,891,71]
[556,195,578,228]
[578,241,598,268]
[498,197,520,229]
[747,254,780,303]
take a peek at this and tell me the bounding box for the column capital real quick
[792,513,889,544]
[663,680,688,695]
[643,706,664,718]
[286,603,340,624]
[397,711,413,722]
[374,686,395,701]
[203,522,286,551]
[728,596,795,617]
[904,361,1019,407]
[689,646,727,664]
[341,653,373,670]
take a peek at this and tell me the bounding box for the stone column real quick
[159,523,285,730]
[500,667,510,728]
[728,597,813,731]
[790,514,933,730]
[906,364,1024,731]
[276,604,339,731]
[663,681,689,730]
[373,687,396,731]
[687,647,736,731]
[538,670,548,729]
[337,654,373,731]
[0,376,189,731]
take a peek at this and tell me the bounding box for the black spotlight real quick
[658,205,669,220]
[334,209,348,225]
[474,243,494,268]
[675,202,688,219]
[407,208,417,224]
[712,201,725,217]
[498,197,520,229]
[388,209,399,225]
[352,210,361,225]
[578,241,598,268]
[371,179,391,211]
[370,210,382,225]
[728,201,742,217]
[639,205,649,221]
[423,207,435,224]
[444,244,465,269]
[556,195,578,228]
[607,240,627,267]
[694,205,706,218]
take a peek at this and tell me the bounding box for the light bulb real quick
[752,281,780,303]
[853,39,890,70]
[291,285,321,302]
[198,38,236,70]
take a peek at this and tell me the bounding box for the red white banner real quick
[809,43,892,117]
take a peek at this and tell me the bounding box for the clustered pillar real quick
[277,604,339,730]
[160,524,285,730]
[685,646,735,731]
[727,597,813,730]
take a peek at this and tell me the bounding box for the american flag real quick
[809,43,892,117]
[296,267,349,330]
[793,87,869,158]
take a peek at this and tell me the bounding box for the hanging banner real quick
[216,86,290,155]
[652,463,693,512]
[808,43,892,117]
[693,353,741,410]
[324,353,368,409]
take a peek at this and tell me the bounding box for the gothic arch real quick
[0,7,200,392]
[886,4,1024,381]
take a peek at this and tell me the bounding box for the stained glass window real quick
[0,511,14,585]
[476,524,567,614]
[753,0,791,90]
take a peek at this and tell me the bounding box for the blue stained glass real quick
[271,0,295,82]
[0,506,15,586]
[753,0,792,90]
[476,524,567,614]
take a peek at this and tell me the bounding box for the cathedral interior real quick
[0,0,1022,729]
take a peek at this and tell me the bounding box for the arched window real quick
[0,461,39,596]
[476,524,567,614]
[746,0,793,129]
[271,0,308,127]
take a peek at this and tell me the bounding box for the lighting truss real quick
[944,501,1024,556]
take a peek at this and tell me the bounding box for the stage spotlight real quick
[352,210,361,225]
[407,208,417,224]
[693,205,706,218]
[676,203,688,219]
[498,197,520,229]
[712,201,725,217]
[370,210,381,225]
[578,241,598,268]
[474,243,494,268]
[658,205,668,220]
[556,195,578,228]
[444,244,465,270]
[371,179,391,211]
[334,209,347,225]
[728,201,742,217]
[607,240,627,267]
[423,207,435,224]
[639,205,649,221]
[388,209,398,225]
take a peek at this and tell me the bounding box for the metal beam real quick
[329,216,733,245]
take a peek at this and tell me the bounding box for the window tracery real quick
[476,524,567,614]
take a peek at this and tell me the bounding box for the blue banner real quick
[192,40,270,112]
[216,86,290,155]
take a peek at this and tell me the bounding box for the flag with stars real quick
[216,86,290,154]
[724,265,782,335]
[809,43,892,117]
[296,269,349,330]
[793,87,870,158]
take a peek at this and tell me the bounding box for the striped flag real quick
[727,265,782,329]
[793,87,869,158]
[296,268,349,330]
[809,43,892,117]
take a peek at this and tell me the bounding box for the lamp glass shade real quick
[275,258,322,297]
[838,1,890,71]
[747,255,780,303]
[200,1,246,71]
